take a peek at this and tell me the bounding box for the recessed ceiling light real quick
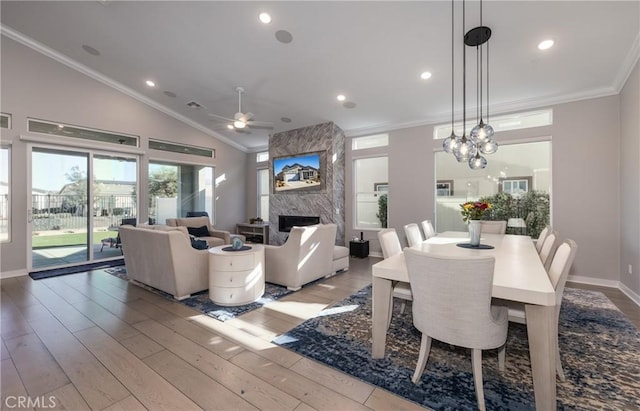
[259,12,271,24]
[145,80,156,87]
[337,94,346,102]
[538,39,555,50]
[420,71,432,80]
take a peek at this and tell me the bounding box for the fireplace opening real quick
[278,215,320,232]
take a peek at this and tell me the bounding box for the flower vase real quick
[468,220,482,247]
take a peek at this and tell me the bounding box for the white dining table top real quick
[372,231,556,306]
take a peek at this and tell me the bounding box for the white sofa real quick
[119,224,209,300]
[166,216,233,247]
[264,223,347,290]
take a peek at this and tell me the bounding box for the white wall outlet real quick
[629,264,633,275]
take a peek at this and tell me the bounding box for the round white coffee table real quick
[208,244,265,306]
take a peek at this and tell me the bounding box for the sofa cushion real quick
[187,225,210,238]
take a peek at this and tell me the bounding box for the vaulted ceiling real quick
[2,1,638,151]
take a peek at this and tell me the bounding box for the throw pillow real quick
[190,238,208,250]
[187,225,209,238]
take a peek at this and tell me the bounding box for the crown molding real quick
[0,25,248,153]
[613,32,640,93]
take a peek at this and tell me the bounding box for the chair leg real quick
[412,334,432,384]
[556,339,565,381]
[471,348,486,411]
[387,295,394,329]
[498,343,506,371]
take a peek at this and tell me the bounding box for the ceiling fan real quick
[208,86,274,133]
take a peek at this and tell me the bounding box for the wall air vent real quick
[149,139,214,158]
[186,101,205,109]
[28,119,138,146]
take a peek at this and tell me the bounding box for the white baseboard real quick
[1,269,28,279]
[567,275,619,289]
[619,282,640,308]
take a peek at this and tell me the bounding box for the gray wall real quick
[0,36,247,275]
[620,60,640,297]
[345,94,622,285]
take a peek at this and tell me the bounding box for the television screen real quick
[273,152,323,192]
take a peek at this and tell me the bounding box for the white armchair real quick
[264,224,337,291]
[166,216,233,247]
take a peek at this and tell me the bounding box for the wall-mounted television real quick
[273,151,324,193]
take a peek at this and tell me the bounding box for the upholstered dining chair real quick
[405,249,508,411]
[420,219,437,239]
[479,220,507,234]
[535,225,552,253]
[502,239,578,381]
[377,228,413,316]
[539,230,560,271]
[403,223,424,247]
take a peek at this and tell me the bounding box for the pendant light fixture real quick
[445,0,498,170]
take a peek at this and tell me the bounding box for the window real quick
[257,168,269,221]
[0,145,9,242]
[352,133,389,150]
[28,118,138,147]
[433,109,553,140]
[435,140,550,238]
[354,156,388,229]
[256,151,269,162]
[148,161,214,224]
[149,139,214,158]
[0,113,10,129]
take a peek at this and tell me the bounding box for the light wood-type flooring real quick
[1,256,638,410]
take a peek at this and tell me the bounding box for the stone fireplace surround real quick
[269,122,345,245]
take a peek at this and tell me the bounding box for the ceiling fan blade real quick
[208,113,234,122]
[246,120,274,130]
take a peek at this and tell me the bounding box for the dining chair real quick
[539,230,560,271]
[479,220,507,234]
[535,225,551,253]
[405,248,508,411]
[377,228,413,316]
[420,219,437,239]
[503,239,578,381]
[403,223,424,247]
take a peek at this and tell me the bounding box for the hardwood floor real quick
[1,257,638,410]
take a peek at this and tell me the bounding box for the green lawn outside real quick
[32,231,118,248]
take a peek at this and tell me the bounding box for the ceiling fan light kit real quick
[207,86,274,133]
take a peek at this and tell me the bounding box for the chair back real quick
[403,223,424,247]
[420,220,436,239]
[121,218,137,226]
[404,249,507,350]
[377,228,402,259]
[535,225,551,253]
[548,239,578,306]
[539,230,560,271]
[479,220,507,234]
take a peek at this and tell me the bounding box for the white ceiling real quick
[1,1,639,152]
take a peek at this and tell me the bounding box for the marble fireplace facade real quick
[269,122,345,245]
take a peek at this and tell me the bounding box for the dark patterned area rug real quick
[273,285,640,410]
[104,266,294,321]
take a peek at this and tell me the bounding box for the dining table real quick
[371,231,557,411]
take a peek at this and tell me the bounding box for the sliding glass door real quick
[29,146,137,270]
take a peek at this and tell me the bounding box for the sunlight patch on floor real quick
[262,300,329,320]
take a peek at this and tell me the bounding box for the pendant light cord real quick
[462,0,466,138]
[451,0,455,134]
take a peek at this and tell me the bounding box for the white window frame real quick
[0,143,10,243]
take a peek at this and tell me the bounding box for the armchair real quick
[264,224,337,291]
[166,216,232,247]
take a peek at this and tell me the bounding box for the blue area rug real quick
[274,285,640,410]
[104,266,294,322]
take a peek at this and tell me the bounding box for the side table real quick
[208,244,265,306]
[349,240,369,258]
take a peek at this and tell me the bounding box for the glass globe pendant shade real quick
[453,137,476,162]
[479,139,498,155]
[470,119,494,143]
[442,131,458,154]
[469,153,487,169]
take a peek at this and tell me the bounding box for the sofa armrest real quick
[208,228,231,244]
